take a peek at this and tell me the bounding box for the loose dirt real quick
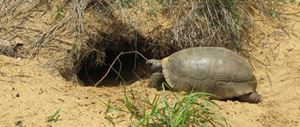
[1,4,300,127]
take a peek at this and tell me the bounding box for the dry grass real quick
[0,0,286,54]
[0,0,287,83]
[143,0,286,53]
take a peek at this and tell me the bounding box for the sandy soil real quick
[1,4,300,127]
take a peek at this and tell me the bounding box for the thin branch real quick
[94,51,148,87]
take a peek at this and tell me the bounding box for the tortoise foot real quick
[237,92,263,103]
[148,72,166,90]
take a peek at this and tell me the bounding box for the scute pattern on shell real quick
[161,47,257,99]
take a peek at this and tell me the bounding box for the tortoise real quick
[146,47,262,103]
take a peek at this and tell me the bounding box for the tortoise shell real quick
[161,47,257,99]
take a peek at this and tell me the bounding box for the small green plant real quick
[53,4,65,19]
[269,8,279,18]
[46,109,61,122]
[104,100,121,113]
[104,87,228,127]
[102,100,125,126]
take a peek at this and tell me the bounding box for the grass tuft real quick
[53,4,65,20]
[46,109,61,123]
[104,88,228,127]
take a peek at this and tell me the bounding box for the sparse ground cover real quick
[0,1,300,127]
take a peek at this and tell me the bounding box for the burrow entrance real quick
[76,42,152,86]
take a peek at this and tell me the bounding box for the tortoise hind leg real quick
[148,72,167,90]
[236,92,263,103]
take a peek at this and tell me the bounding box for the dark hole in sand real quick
[77,48,148,86]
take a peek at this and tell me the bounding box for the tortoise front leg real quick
[148,72,166,90]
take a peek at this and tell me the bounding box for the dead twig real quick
[94,51,148,87]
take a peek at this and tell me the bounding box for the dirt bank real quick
[0,3,300,127]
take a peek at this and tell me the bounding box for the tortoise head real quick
[146,59,162,71]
